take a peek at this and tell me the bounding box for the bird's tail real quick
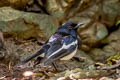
[18,48,45,66]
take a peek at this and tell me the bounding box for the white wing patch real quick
[49,36,57,42]
[62,23,66,26]
[48,40,78,59]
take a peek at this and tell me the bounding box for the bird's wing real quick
[43,35,78,65]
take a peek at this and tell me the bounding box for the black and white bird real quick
[19,22,83,67]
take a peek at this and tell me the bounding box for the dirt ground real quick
[0,38,120,80]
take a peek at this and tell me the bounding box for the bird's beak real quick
[75,23,84,28]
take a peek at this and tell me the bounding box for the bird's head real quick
[61,22,84,30]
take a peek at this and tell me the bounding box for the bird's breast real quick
[60,47,77,60]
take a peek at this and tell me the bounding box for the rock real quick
[87,0,120,27]
[44,0,92,22]
[66,0,92,18]
[101,0,120,27]
[89,48,115,62]
[68,0,120,27]
[95,24,108,41]
[102,28,120,56]
[0,7,58,40]
[0,0,28,9]
[76,50,94,64]
[45,0,60,13]
[45,0,65,22]
[103,28,120,43]
[79,22,108,49]
[89,28,120,62]
[103,42,119,55]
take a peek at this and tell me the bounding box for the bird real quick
[18,22,84,69]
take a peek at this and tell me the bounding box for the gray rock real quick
[76,50,94,64]
[79,22,108,49]
[0,7,58,39]
[102,28,120,57]
[102,0,120,27]
[68,0,120,27]
[89,48,115,62]
[89,28,120,62]
[95,23,108,41]
[104,28,120,43]
[45,0,65,22]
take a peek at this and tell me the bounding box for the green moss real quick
[107,53,120,65]
[116,20,120,26]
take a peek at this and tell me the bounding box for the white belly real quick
[60,48,77,60]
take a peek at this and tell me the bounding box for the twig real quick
[101,60,120,70]
[0,76,6,79]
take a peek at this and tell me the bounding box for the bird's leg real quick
[63,64,69,69]
[34,57,43,67]
[52,62,58,71]
[71,58,75,61]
